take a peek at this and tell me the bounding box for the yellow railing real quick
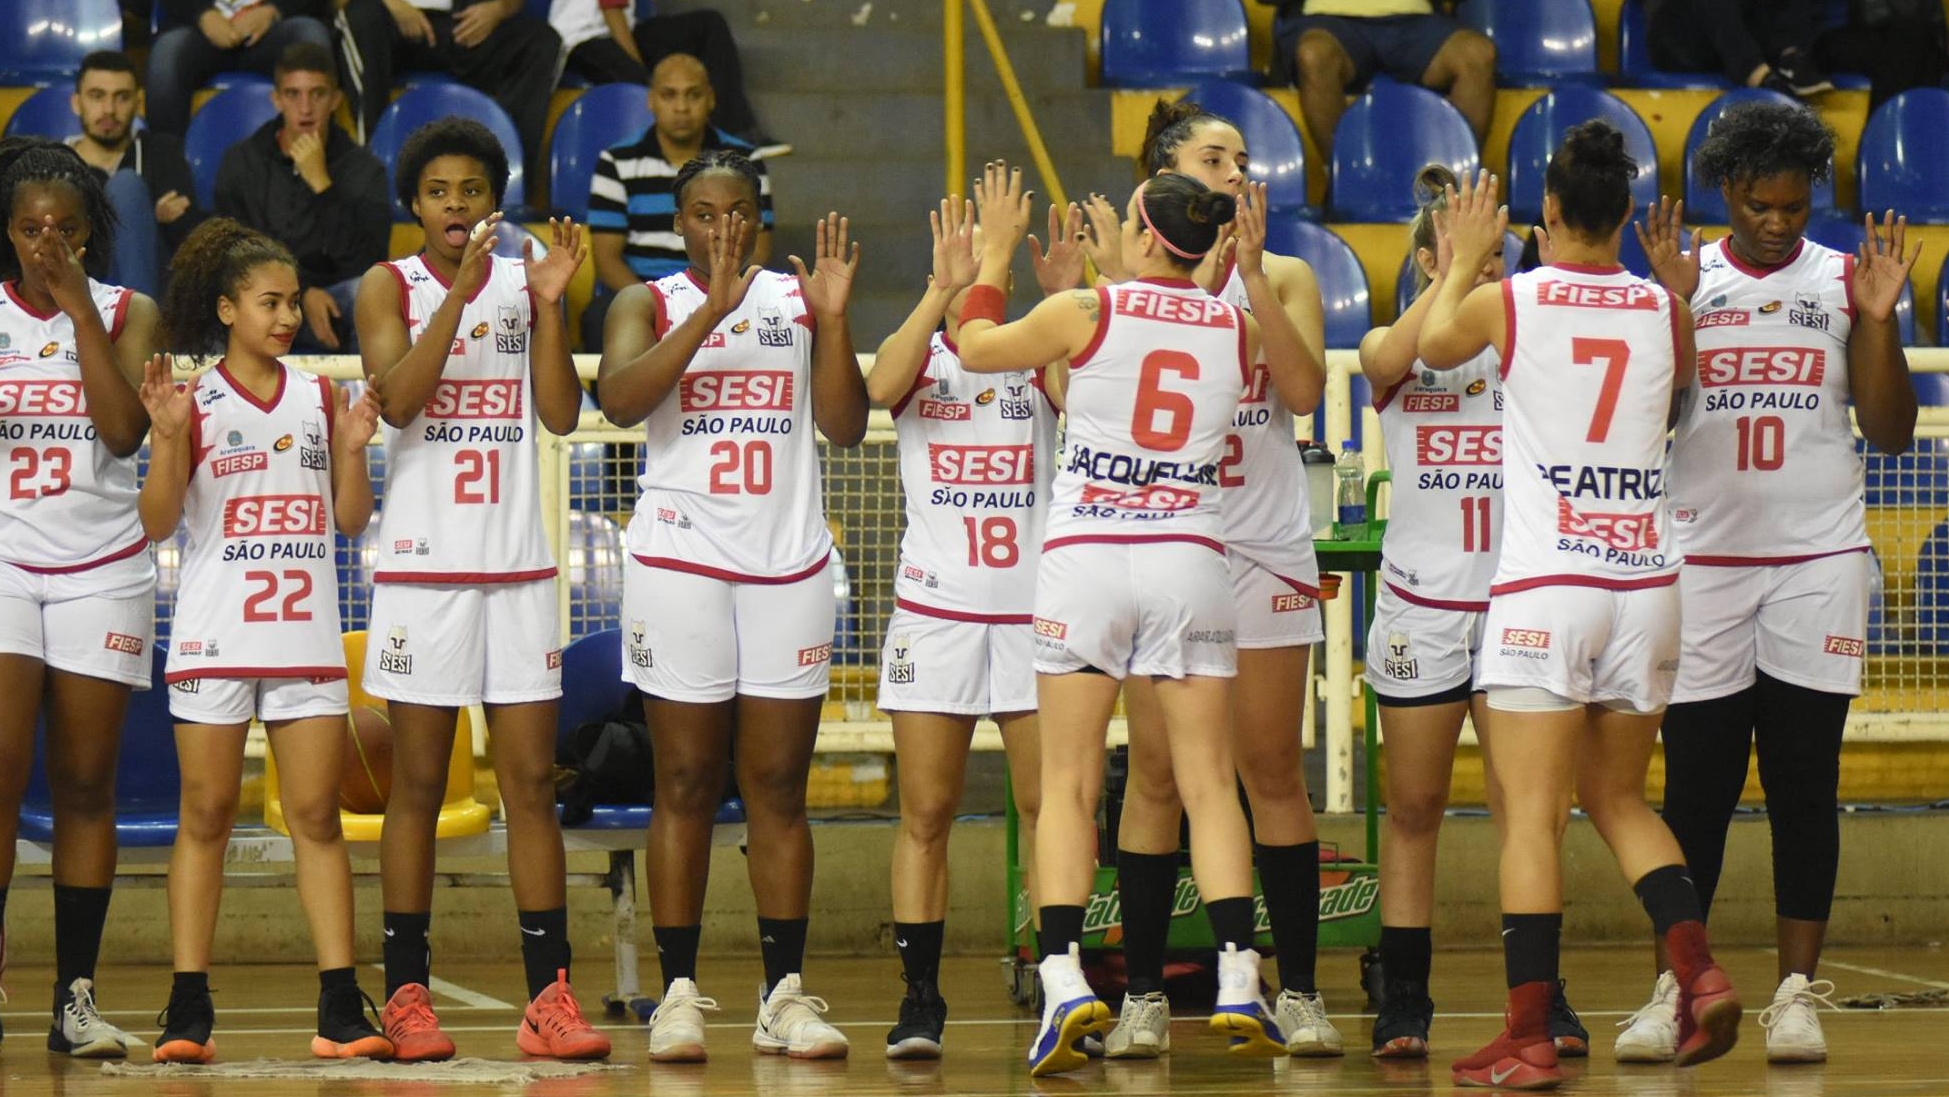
[944,0,1073,210]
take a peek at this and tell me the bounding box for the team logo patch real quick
[1033,618,1068,641]
[178,640,203,655]
[212,452,267,478]
[886,634,915,684]
[1789,291,1830,331]
[545,649,563,670]
[300,420,327,470]
[756,306,793,347]
[732,319,752,334]
[628,619,652,668]
[975,388,996,406]
[1465,378,1487,397]
[227,430,244,447]
[378,626,413,675]
[1382,631,1418,680]
[1697,309,1750,328]
[470,321,490,339]
[1000,376,1035,419]
[393,539,415,553]
[796,642,833,667]
[274,433,294,452]
[1501,628,1551,649]
[1271,592,1314,613]
[39,341,59,357]
[1674,507,1698,523]
[919,399,970,421]
[1405,392,1459,414]
[103,631,143,655]
[1708,294,1727,307]
[496,305,526,353]
[1824,635,1864,657]
[171,678,200,694]
[1759,300,1784,314]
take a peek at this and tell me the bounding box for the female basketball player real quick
[1618,101,1918,1065]
[1357,167,1587,1059]
[1086,98,1341,1061]
[597,150,867,1061]
[353,118,608,1062]
[140,218,389,1063]
[1417,132,1740,1089]
[957,160,1311,1077]
[866,195,1063,1059]
[0,137,157,1058]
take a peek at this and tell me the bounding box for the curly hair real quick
[162,217,296,363]
[1137,96,1239,177]
[672,148,762,208]
[1545,120,1637,238]
[0,137,115,282]
[1692,100,1836,191]
[394,116,510,210]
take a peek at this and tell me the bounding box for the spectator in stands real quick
[549,0,784,153]
[582,53,774,349]
[1813,0,1948,108]
[1272,1,1496,161]
[67,51,205,297]
[145,0,332,137]
[335,0,562,188]
[213,42,388,352]
[1646,0,1831,96]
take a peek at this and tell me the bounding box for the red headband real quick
[1136,181,1204,261]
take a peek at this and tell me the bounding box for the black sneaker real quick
[1550,978,1590,1057]
[153,984,217,1063]
[885,976,947,1060]
[1773,48,1833,96]
[1370,979,1434,1059]
[312,984,394,1060]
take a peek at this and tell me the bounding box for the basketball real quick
[341,705,393,814]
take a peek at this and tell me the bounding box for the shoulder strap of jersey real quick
[1069,286,1112,369]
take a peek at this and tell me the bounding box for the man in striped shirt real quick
[583,53,774,349]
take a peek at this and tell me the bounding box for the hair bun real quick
[1563,119,1634,178]
[1185,190,1237,227]
[1413,163,1458,207]
[1143,98,1209,150]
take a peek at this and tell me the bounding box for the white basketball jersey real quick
[1215,266,1317,586]
[0,279,147,572]
[629,269,830,581]
[372,254,555,583]
[1373,347,1504,608]
[1494,266,1681,594]
[1044,279,1248,552]
[890,333,1055,622]
[1669,238,1866,563]
[165,364,346,683]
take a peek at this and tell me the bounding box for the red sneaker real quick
[516,970,612,1060]
[1452,983,1561,1090]
[1665,920,1742,1067]
[383,984,457,1063]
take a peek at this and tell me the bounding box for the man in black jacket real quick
[214,42,390,352]
[66,51,206,296]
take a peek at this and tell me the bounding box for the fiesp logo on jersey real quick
[424,378,524,419]
[919,398,970,421]
[222,494,328,537]
[1697,347,1826,388]
[796,642,832,667]
[927,443,1035,485]
[1415,424,1501,466]
[1534,281,1661,311]
[679,370,794,412]
[1824,635,1864,657]
[1113,288,1236,327]
[1403,392,1459,414]
[0,379,86,416]
[211,452,269,478]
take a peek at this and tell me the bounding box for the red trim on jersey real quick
[1840,251,1858,322]
[384,261,412,325]
[189,372,212,468]
[217,360,287,414]
[317,374,335,435]
[1548,261,1627,275]
[1043,533,1226,554]
[106,288,133,338]
[888,371,930,421]
[421,253,496,305]
[939,329,959,355]
[896,597,1033,625]
[1,280,59,321]
[683,268,709,294]
[1235,307,1252,387]
[6,534,149,575]
[1068,287,1111,369]
[1659,284,1685,385]
[166,666,348,683]
[1386,580,1488,612]
[525,284,537,328]
[1134,277,1200,288]
[1274,573,1323,599]
[1684,545,1869,567]
[1374,376,1407,412]
[646,280,671,340]
[1498,279,1517,380]
[630,553,829,585]
[1719,237,1804,280]
[373,566,559,584]
[1489,571,1679,595]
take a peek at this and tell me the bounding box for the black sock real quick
[1039,905,1085,961]
[1501,913,1561,988]
[1115,850,1178,996]
[381,911,432,997]
[757,917,808,992]
[319,966,358,993]
[52,884,112,992]
[171,970,209,996]
[518,908,572,1001]
[0,885,9,923]
[653,924,701,986]
[1380,925,1433,988]
[1255,842,1319,993]
[894,920,945,989]
[1205,896,1256,953]
[1633,864,1706,935]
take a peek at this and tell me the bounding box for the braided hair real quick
[161,217,296,363]
[0,137,116,282]
[672,148,762,208]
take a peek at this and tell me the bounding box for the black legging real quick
[1646,0,1816,84]
[1659,670,1850,921]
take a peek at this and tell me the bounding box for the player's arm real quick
[361,215,503,428]
[1417,278,1504,370]
[330,381,378,537]
[1362,272,1443,390]
[1669,295,1697,429]
[600,213,759,429]
[95,293,160,457]
[1254,250,1327,415]
[135,354,190,541]
[793,212,868,448]
[959,289,1094,375]
[869,285,951,408]
[1847,212,1921,455]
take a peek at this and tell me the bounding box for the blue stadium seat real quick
[20,644,182,847]
[1394,229,1524,315]
[1912,369,1947,407]
[184,85,280,210]
[371,84,528,220]
[1184,82,1309,215]
[1506,88,1658,223]
[1267,219,1370,349]
[1682,89,1837,223]
[1100,0,1255,87]
[0,0,121,83]
[3,84,81,140]
[1458,0,1601,87]
[1939,249,1949,347]
[206,71,271,92]
[549,83,655,222]
[1618,0,1732,89]
[1329,82,1478,221]
[1858,88,1949,223]
[1803,214,1917,342]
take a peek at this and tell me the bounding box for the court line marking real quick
[366,964,517,1010]
[1803,956,1949,991]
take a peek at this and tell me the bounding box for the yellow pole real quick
[965,0,1070,211]
[945,0,966,198]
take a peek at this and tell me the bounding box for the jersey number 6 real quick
[1132,350,1201,452]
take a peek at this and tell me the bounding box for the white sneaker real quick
[1275,988,1344,1056]
[647,978,717,1063]
[752,974,848,1059]
[1028,945,1111,1076]
[1760,974,1836,1063]
[1104,992,1171,1059]
[1613,970,1679,1063]
[49,977,131,1058]
[1208,945,1286,1057]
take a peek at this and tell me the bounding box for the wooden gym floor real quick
[2,946,1945,1095]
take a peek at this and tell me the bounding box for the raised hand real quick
[1852,209,1922,325]
[1631,196,1702,300]
[24,215,93,316]
[1443,169,1507,273]
[705,211,760,319]
[334,383,382,455]
[1233,182,1272,280]
[139,354,191,440]
[1029,202,1087,296]
[1079,192,1128,283]
[973,160,1033,263]
[453,211,503,302]
[930,196,977,292]
[526,217,588,305]
[789,211,860,318]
